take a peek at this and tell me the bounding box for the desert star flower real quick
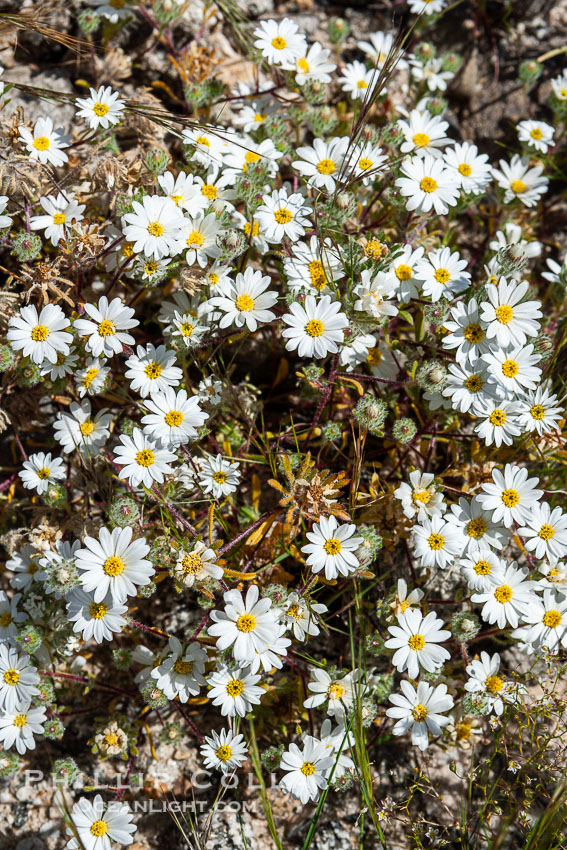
[122,194,186,260]
[19,116,69,166]
[279,736,334,804]
[519,590,567,654]
[141,387,208,447]
[282,294,349,359]
[396,155,459,214]
[398,109,450,158]
[442,299,490,366]
[0,646,39,713]
[517,119,555,154]
[0,702,47,754]
[412,516,462,569]
[447,497,509,555]
[415,246,471,302]
[207,665,264,717]
[151,637,207,702]
[253,18,307,67]
[209,585,280,670]
[75,526,153,604]
[517,504,567,564]
[208,267,278,332]
[66,589,127,644]
[200,728,249,774]
[483,343,541,394]
[491,154,549,207]
[387,680,454,751]
[19,452,65,495]
[198,453,241,499]
[75,85,125,129]
[385,610,451,679]
[473,399,523,448]
[479,279,542,348]
[30,192,85,246]
[339,61,379,100]
[292,136,349,192]
[394,470,446,521]
[301,515,363,580]
[465,652,518,716]
[303,668,356,718]
[477,464,543,528]
[114,429,176,489]
[125,344,182,397]
[517,386,563,435]
[65,794,136,850]
[53,400,112,456]
[172,540,223,588]
[7,303,72,364]
[354,270,398,320]
[443,142,492,194]
[182,212,221,267]
[255,188,312,242]
[471,563,536,629]
[74,296,138,358]
[294,42,336,85]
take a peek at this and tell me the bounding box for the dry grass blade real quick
[0,10,91,53]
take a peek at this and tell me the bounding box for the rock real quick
[1,67,75,127]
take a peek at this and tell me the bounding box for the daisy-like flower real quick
[410,56,454,92]
[124,343,182,398]
[473,398,523,448]
[19,116,69,166]
[383,244,425,303]
[415,247,471,302]
[209,267,278,332]
[76,526,153,604]
[354,270,399,320]
[170,312,208,348]
[65,794,136,850]
[517,120,555,154]
[255,188,312,243]
[442,362,499,415]
[396,155,460,214]
[346,141,388,186]
[339,61,379,101]
[387,680,454,751]
[74,296,138,358]
[198,376,223,405]
[122,195,186,260]
[6,546,41,592]
[518,504,567,564]
[443,141,492,194]
[551,70,567,101]
[465,652,522,716]
[489,222,542,266]
[114,429,176,489]
[7,303,72,365]
[394,470,446,521]
[19,452,65,495]
[471,562,537,628]
[408,0,447,12]
[172,540,223,588]
[479,278,542,348]
[54,400,112,456]
[0,702,46,754]
[477,464,543,528]
[483,343,541,394]
[385,610,451,678]
[303,668,357,718]
[30,192,85,246]
[442,299,490,366]
[282,294,349,359]
[253,18,307,67]
[40,347,79,380]
[319,719,355,778]
[295,42,336,85]
[223,137,283,180]
[302,515,363,580]
[542,256,567,286]
[182,212,221,267]
[75,358,110,397]
[209,585,280,669]
[460,549,506,592]
[198,453,241,499]
[142,387,208,448]
[284,236,343,295]
[75,85,125,130]
[412,516,462,569]
[0,196,11,230]
[200,728,249,774]
[447,497,509,556]
[157,170,207,216]
[207,665,264,717]
[0,591,25,645]
[279,736,334,804]
[339,331,378,371]
[516,385,563,435]
[282,593,327,641]
[492,154,549,207]
[358,30,405,69]
[519,590,567,653]
[66,589,127,644]
[292,137,349,192]
[151,637,207,702]
[399,109,451,159]
[37,539,81,599]
[0,646,39,713]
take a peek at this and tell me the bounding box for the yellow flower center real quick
[357,79,368,89]
[187,231,204,247]
[538,524,555,540]
[180,323,194,337]
[413,132,430,147]
[174,659,193,675]
[358,157,373,170]
[530,404,545,420]
[420,176,438,193]
[181,553,203,574]
[474,559,492,575]
[90,820,108,837]
[0,612,12,627]
[412,703,428,721]
[427,533,444,550]
[147,221,164,237]
[3,669,20,686]
[209,273,219,285]
[98,319,115,337]
[254,113,267,122]
[301,762,316,775]
[271,36,287,49]
[274,207,293,224]
[408,634,426,650]
[434,267,451,284]
[501,359,519,378]
[104,732,118,746]
[235,294,255,312]
[328,683,344,700]
[366,347,383,366]
[458,163,472,176]
[485,675,504,695]
[103,556,125,576]
[37,468,51,479]
[465,375,483,393]
[144,362,163,379]
[511,180,526,194]
[13,714,27,728]
[53,212,66,225]
[83,367,99,388]
[494,584,513,603]
[165,410,183,427]
[489,409,507,426]
[305,319,325,337]
[495,305,514,324]
[308,260,327,290]
[467,518,487,539]
[395,264,413,281]
[456,720,472,740]
[33,136,50,151]
[93,102,110,117]
[195,136,210,147]
[226,678,244,697]
[216,745,232,761]
[122,241,134,257]
[135,449,155,467]
[31,324,49,342]
[412,489,431,505]
[245,151,261,164]
[317,158,336,175]
[212,470,227,484]
[170,195,183,206]
[286,604,302,620]
[236,614,257,633]
[543,610,562,628]
[530,128,543,140]
[78,419,95,437]
[463,323,485,343]
[323,538,342,555]
[145,262,158,276]
[297,58,309,72]
[244,221,260,237]
[365,238,387,260]
[501,488,520,507]
[201,183,217,199]
[89,602,108,619]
